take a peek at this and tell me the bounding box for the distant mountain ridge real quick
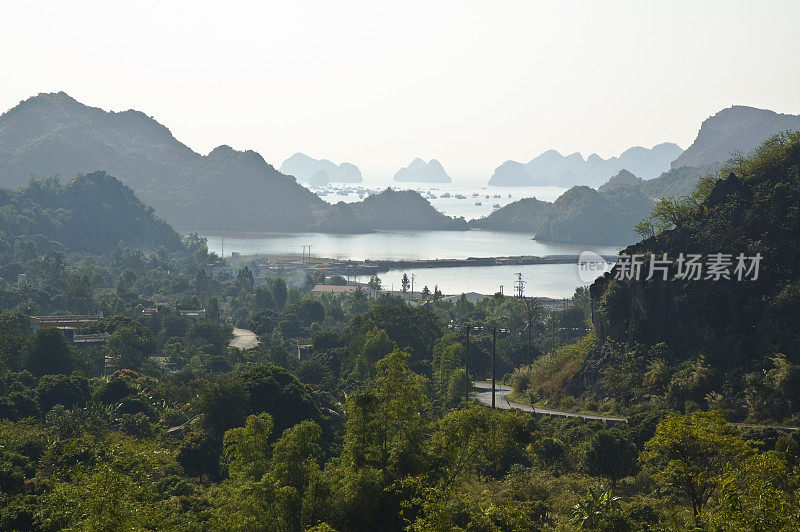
[0,92,331,232]
[280,153,362,184]
[670,105,800,169]
[489,142,683,188]
[393,158,451,183]
[606,106,800,201]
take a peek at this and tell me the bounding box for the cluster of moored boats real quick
[311,185,512,209]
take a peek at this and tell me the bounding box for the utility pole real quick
[527,316,532,365]
[300,245,313,266]
[491,327,496,409]
[514,273,525,298]
[221,237,224,259]
[411,273,415,299]
[464,325,470,403]
[524,298,535,365]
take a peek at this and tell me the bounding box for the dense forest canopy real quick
[0,171,181,256]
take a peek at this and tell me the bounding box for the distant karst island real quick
[488,142,683,188]
[279,153,362,184]
[393,158,452,183]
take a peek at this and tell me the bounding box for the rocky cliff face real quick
[585,133,800,382]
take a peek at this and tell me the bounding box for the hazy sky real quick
[2,0,799,183]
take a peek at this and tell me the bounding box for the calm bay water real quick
[354,263,604,299]
[202,230,620,298]
[312,183,569,220]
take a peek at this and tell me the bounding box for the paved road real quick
[472,383,800,430]
[472,382,628,423]
[229,328,260,350]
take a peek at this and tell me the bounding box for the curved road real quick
[472,382,628,423]
[472,383,800,430]
[229,328,260,350]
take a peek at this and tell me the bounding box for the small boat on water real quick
[455,194,466,199]
[493,203,501,208]
[441,192,451,198]
[475,201,482,206]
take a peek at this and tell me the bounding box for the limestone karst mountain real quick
[0,92,331,232]
[670,105,800,169]
[279,153,362,184]
[393,158,451,183]
[488,143,683,188]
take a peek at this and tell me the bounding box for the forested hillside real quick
[1,139,799,529]
[578,132,800,409]
[351,188,468,230]
[533,185,654,245]
[0,171,181,258]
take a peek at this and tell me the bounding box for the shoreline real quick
[226,253,617,277]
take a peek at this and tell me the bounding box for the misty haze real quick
[1,1,799,530]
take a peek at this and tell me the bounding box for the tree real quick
[269,277,287,309]
[0,311,30,372]
[222,412,274,481]
[269,420,322,495]
[236,266,254,294]
[707,451,799,529]
[115,269,138,301]
[367,276,382,294]
[177,431,222,479]
[206,296,221,322]
[253,287,275,311]
[343,350,429,476]
[569,484,622,529]
[347,286,369,315]
[195,377,250,440]
[641,411,754,518]
[195,268,218,302]
[65,274,94,313]
[35,374,91,413]
[23,328,74,377]
[352,327,395,382]
[433,285,443,303]
[582,430,638,488]
[431,334,464,405]
[401,273,410,294]
[186,320,231,353]
[107,324,155,370]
